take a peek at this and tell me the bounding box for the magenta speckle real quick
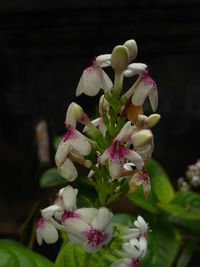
[85,228,107,247]
[63,126,77,142]
[62,210,81,222]
[84,65,96,74]
[37,217,46,229]
[108,140,129,161]
[138,170,149,182]
[130,259,140,267]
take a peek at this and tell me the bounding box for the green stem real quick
[113,71,124,95]
[84,252,92,266]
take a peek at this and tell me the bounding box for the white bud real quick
[124,39,138,61]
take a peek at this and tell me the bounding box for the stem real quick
[113,71,124,95]
[124,75,142,100]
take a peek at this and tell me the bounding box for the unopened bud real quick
[124,39,138,61]
[84,160,92,168]
[147,114,161,128]
[111,45,129,72]
[132,129,153,148]
[66,102,84,127]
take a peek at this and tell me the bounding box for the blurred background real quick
[0,0,200,261]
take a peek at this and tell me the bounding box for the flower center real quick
[143,75,155,87]
[63,126,77,142]
[61,210,80,222]
[108,140,128,161]
[85,228,107,247]
[37,217,45,229]
[130,259,140,267]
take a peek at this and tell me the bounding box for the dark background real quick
[0,0,200,260]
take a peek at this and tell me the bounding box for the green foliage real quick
[112,213,134,227]
[175,239,198,267]
[53,136,62,150]
[40,168,67,188]
[55,242,117,267]
[0,239,54,267]
[141,222,181,267]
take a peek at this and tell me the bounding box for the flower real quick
[111,237,147,267]
[65,207,113,253]
[76,55,113,97]
[131,75,158,112]
[124,63,148,78]
[122,215,149,240]
[99,122,144,179]
[55,103,92,181]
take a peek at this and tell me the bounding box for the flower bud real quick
[66,102,84,127]
[123,39,138,61]
[146,114,161,128]
[111,45,129,72]
[132,130,153,148]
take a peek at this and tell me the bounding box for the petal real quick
[55,140,71,167]
[68,233,85,245]
[63,185,78,211]
[149,84,158,111]
[116,121,133,142]
[41,205,62,220]
[122,228,141,240]
[100,69,113,93]
[38,221,58,245]
[123,240,140,259]
[91,207,113,230]
[124,63,148,77]
[136,216,148,232]
[125,150,144,170]
[58,157,78,181]
[83,117,101,132]
[96,54,111,67]
[36,229,43,245]
[81,67,102,96]
[71,130,91,156]
[109,159,122,179]
[104,223,113,244]
[77,208,98,223]
[110,259,131,267]
[64,218,88,236]
[131,82,152,106]
[83,242,100,253]
[139,236,147,258]
[99,150,109,164]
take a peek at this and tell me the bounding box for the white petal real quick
[76,75,84,96]
[139,236,147,258]
[96,54,111,67]
[131,82,151,106]
[122,228,140,240]
[83,117,101,132]
[123,240,140,259]
[91,207,113,230]
[82,67,102,96]
[55,140,71,167]
[110,259,131,267]
[136,216,148,232]
[99,150,109,164]
[124,63,148,77]
[41,205,62,220]
[38,221,58,245]
[104,223,113,244]
[63,185,78,211]
[71,131,91,156]
[58,157,78,181]
[36,229,43,245]
[64,218,88,236]
[109,159,122,179]
[149,84,158,111]
[77,208,98,223]
[68,233,85,245]
[100,69,113,93]
[125,150,144,170]
[116,121,133,142]
[83,242,100,253]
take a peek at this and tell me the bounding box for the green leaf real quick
[39,168,67,188]
[141,223,181,267]
[175,239,198,267]
[112,213,134,227]
[0,239,54,267]
[146,159,175,203]
[128,186,158,214]
[55,242,117,267]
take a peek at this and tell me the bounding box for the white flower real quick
[36,218,59,245]
[55,104,92,181]
[122,216,148,241]
[76,55,113,97]
[124,63,148,77]
[111,237,147,267]
[131,75,158,112]
[65,207,113,253]
[99,122,144,179]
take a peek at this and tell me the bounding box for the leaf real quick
[175,239,198,267]
[39,168,67,188]
[112,213,134,227]
[55,242,117,267]
[0,239,54,267]
[141,222,181,267]
[128,186,159,214]
[146,159,175,203]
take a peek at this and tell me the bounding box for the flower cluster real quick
[36,185,113,253]
[178,159,200,191]
[37,39,160,266]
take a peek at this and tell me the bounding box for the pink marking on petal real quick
[63,126,77,142]
[84,65,97,74]
[61,210,81,223]
[130,259,140,267]
[37,217,46,229]
[85,227,108,247]
[138,170,150,182]
[143,75,157,87]
[108,140,129,161]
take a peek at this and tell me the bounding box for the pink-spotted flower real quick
[36,205,64,245]
[131,75,158,112]
[54,185,97,226]
[124,63,148,78]
[122,215,149,241]
[65,207,113,253]
[111,237,147,267]
[76,55,113,97]
[55,102,92,181]
[99,122,144,179]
